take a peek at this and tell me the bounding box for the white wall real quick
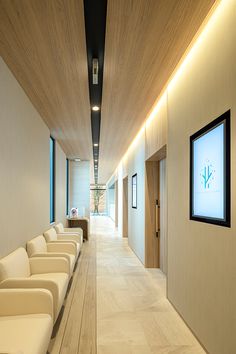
[55,142,67,225]
[0,57,68,258]
[110,1,236,352]
[107,186,115,221]
[69,160,90,218]
[109,129,147,262]
[112,98,167,263]
[127,131,146,263]
[167,1,236,353]
[106,176,116,221]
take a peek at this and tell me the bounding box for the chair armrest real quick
[47,242,76,256]
[57,234,82,244]
[31,252,71,264]
[29,256,70,274]
[0,288,53,317]
[0,278,59,320]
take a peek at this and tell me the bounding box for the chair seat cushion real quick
[0,314,52,354]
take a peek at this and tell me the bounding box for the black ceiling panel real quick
[84,0,107,184]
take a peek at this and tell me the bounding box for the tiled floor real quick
[95,216,205,354]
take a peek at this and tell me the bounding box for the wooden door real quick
[159,158,167,274]
[145,161,160,268]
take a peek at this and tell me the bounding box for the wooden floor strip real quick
[49,236,97,354]
[78,238,96,353]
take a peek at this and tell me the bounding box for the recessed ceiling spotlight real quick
[93,143,99,147]
[92,106,100,111]
[94,159,98,162]
[74,158,81,162]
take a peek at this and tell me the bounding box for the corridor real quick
[0,1,234,352]
[51,216,206,354]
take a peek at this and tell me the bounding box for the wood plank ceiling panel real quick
[0,0,92,160]
[99,0,216,183]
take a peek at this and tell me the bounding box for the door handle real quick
[156,199,160,237]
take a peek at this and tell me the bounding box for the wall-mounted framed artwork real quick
[190,110,230,227]
[132,173,137,209]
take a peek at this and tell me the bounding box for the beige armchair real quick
[0,288,53,354]
[0,247,70,322]
[44,227,81,258]
[55,222,83,241]
[27,235,76,276]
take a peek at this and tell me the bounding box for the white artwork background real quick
[193,123,224,219]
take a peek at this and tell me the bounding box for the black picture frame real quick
[50,136,55,224]
[132,173,137,209]
[190,110,230,227]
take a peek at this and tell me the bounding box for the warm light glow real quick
[92,106,100,111]
[146,92,167,127]
[168,1,224,92]
[123,124,145,162]
[94,143,99,147]
[107,0,224,184]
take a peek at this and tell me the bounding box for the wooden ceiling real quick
[0,0,92,161]
[99,0,216,183]
[0,0,216,183]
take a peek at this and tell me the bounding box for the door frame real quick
[145,145,167,268]
[122,176,128,237]
[115,180,118,227]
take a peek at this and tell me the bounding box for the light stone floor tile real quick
[92,216,206,354]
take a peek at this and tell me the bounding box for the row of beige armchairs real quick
[0,223,83,354]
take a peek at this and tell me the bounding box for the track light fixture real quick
[92,58,99,85]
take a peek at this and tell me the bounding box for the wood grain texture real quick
[99,0,216,183]
[145,95,168,161]
[49,236,96,354]
[0,0,92,161]
[145,161,159,268]
[159,158,167,275]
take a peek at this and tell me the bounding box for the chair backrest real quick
[44,228,58,242]
[0,247,30,282]
[54,223,64,233]
[27,235,47,257]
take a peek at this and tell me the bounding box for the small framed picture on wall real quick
[132,173,137,208]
